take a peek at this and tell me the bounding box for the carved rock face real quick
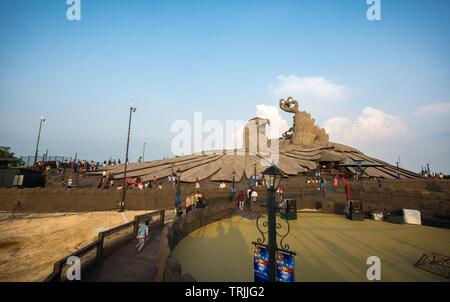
[279,97,299,113]
[279,97,329,146]
[292,111,329,145]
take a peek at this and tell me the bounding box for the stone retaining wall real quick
[155,202,236,282]
[349,186,450,219]
[0,187,231,213]
[1,180,449,219]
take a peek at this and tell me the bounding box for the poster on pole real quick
[253,244,269,282]
[276,250,295,282]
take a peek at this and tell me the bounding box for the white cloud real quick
[413,102,450,117]
[256,104,290,139]
[270,74,348,102]
[324,107,407,144]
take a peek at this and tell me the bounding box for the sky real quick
[0,0,449,173]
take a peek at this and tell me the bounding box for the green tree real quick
[0,146,25,167]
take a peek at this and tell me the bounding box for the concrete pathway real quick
[83,224,164,282]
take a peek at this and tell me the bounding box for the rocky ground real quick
[0,210,149,281]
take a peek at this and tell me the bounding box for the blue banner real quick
[276,250,295,282]
[253,244,269,282]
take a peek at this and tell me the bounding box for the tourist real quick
[254,175,260,187]
[135,220,150,253]
[195,177,201,189]
[191,192,197,210]
[230,183,237,201]
[247,188,252,203]
[171,174,177,186]
[251,189,258,208]
[185,194,193,214]
[276,186,284,203]
[194,191,201,208]
[237,190,245,211]
[198,192,206,208]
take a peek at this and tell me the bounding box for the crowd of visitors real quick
[184,191,206,214]
[235,187,259,211]
[35,159,105,174]
[421,171,446,179]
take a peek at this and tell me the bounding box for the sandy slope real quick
[0,210,148,281]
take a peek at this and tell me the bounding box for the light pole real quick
[262,165,283,282]
[142,142,147,162]
[34,116,46,166]
[231,170,236,201]
[119,106,137,212]
[176,168,182,211]
[253,163,257,187]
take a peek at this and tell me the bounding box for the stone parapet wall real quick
[155,202,236,282]
[317,180,450,219]
[0,187,231,213]
[1,179,449,219]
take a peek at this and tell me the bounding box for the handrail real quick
[101,220,136,237]
[44,209,165,282]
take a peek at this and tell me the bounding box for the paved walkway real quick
[83,224,165,282]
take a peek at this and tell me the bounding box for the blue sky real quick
[0,0,449,173]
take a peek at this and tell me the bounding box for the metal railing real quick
[20,156,74,167]
[44,210,165,282]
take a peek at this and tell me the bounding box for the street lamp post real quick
[176,168,182,211]
[253,164,296,282]
[142,142,147,162]
[33,116,46,166]
[253,163,257,187]
[62,161,66,181]
[231,171,236,201]
[261,165,283,282]
[119,106,137,212]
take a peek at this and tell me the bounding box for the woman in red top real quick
[237,190,245,211]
